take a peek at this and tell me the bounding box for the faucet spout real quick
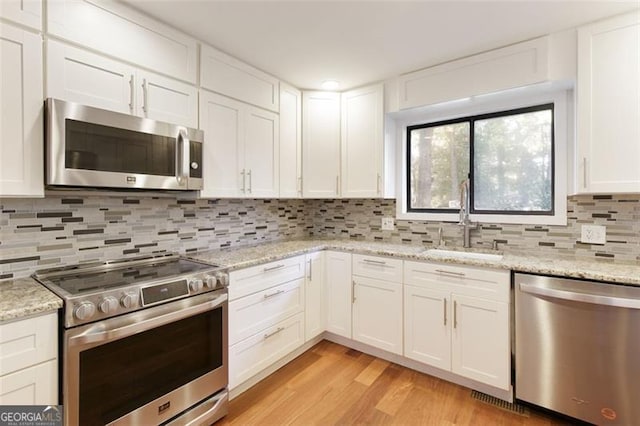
[458,178,477,248]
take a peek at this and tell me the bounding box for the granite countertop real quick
[190,238,640,286]
[0,277,63,323]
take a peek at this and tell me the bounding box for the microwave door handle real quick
[176,129,190,186]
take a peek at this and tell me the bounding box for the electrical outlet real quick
[381,217,395,231]
[581,225,606,245]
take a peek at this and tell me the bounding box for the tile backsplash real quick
[1,194,638,280]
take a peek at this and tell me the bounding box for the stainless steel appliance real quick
[515,273,640,425]
[46,98,203,191]
[34,254,229,426]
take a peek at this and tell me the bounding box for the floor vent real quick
[471,391,530,416]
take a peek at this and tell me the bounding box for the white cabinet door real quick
[0,23,43,197]
[302,91,341,198]
[305,251,325,341]
[137,70,198,128]
[451,294,510,390]
[199,91,244,198]
[47,40,135,114]
[279,83,302,198]
[324,251,352,338]
[0,0,41,30]
[577,11,640,193]
[244,106,279,198]
[341,84,384,198]
[352,276,402,354]
[404,285,451,370]
[0,360,57,405]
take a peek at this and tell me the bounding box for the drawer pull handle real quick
[363,259,387,266]
[264,327,284,339]
[435,269,465,277]
[264,289,285,299]
[263,264,285,272]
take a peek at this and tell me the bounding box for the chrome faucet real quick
[437,227,445,247]
[458,178,477,248]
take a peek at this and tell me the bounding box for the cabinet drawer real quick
[229,278,304,345]
[0,359,57,405]
[229,312,304,389]
[353,254,403,282]
[404,261,510,303]
[0,313,57,376]
[229,255,305,300]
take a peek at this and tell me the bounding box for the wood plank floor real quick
[219,340,571,426]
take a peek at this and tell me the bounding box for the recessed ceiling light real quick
[321,80,340,91]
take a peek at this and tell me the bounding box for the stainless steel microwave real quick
[45,98,203,191]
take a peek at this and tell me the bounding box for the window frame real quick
[396,87,569,226]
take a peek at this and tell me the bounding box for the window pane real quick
[473,108,553,212]
[409,122,470,209]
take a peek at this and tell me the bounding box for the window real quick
[407,104,554,216]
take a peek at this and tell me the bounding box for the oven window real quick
[65,119,175,176]
[78,308,223,425]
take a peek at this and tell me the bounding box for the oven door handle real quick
[68,292,227,348]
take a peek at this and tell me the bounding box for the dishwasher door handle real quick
[519,282,640,310]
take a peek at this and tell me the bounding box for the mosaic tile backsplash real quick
[1,194,638,280]
[0,196,309,280]
[307,194,640,263]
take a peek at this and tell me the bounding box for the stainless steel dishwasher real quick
[515,273,640,425]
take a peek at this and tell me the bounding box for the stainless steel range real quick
[33,254,229,426]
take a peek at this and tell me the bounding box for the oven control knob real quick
[203,275,217,288]
[215,272,229,287]
[98,296,119,314]
[74,301,96,321]
[120,292,139,309]
[189,278,203,292]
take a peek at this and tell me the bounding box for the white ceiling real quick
[122,0,639,91]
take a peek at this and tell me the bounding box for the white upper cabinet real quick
[576,11,640,193]
[47,0,198,83]
[398,37,549,109]
[0,22,44,197]
[136,70,198,129]
[47,40,136,114]
[201,44,279,112]
[341,84,384,198]
[47,40,198,127]
[279,83,302,198]
[199,91,279,198]
[0,0,41,31]
[244,106,279,198]
[302,91,341,198]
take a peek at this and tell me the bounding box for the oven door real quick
[63,290,227,426]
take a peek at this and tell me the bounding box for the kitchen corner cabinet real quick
[0,22,44,197]
[305,252,325,341]
[341,84,384,198]
[47,40,198,128]
[0,0,41,31]
[302,91,341,198]
[576,11,640,193]
[324,251,352,337]
[199,91,279,198]
[404,261,511,390]
[351,254,403,354]
[279,83,303,198]
[0,313,58,404]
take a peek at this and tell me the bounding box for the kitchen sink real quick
[423,248,503,261]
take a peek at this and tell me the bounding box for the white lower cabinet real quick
[305,252,325,341]
[324,251,352,338]
[0,312,58,405]
[403,260,511,391]
[229,312,305,389]
[352,276,402,354]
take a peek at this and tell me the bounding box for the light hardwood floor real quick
[219,340,570,426]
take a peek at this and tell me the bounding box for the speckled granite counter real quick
[190,239,640,286]
[0,277,62,323]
